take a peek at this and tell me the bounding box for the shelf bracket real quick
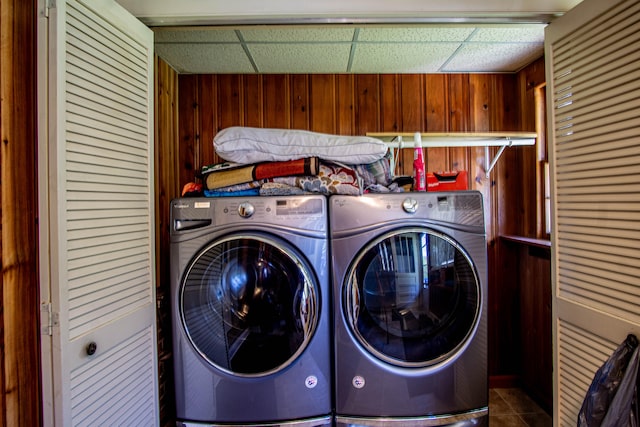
[484,140,512,177]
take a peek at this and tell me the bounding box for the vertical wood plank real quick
[0,0,41,424]
[519,244,552,412]
[448,74,470,132]
[177,75,199,190]
[518,57,544,133]
[469,74,491,132]
[447,74,470,171]
[468,74,493,250]
[491,239,522,377]
[309,74,336,133]
[400,74,424,132]
[425,75,449,171]
[425,74,449,131]
[263,74,290,128]
[335,74,355,135]
[379,74,400,133]
[379,75,403,173]
[468,74,492,192]
[155,57,181,206]
[491,73,516,379]
[217,74,244,130]
[517,58,545,238]
[399,75,425,176]
[494,73,525,237]
[244,74,264,129]
[198,75,217,167]
[354,74,380,135]
[290,74,309,130]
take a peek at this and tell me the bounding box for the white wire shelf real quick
[367,131,537,176]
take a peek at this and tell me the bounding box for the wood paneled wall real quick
[0,0,42,425]
[177,73,518,190]
[489,57,548,383]
[492,57,551,408]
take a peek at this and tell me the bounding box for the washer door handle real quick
[174,219,212,231]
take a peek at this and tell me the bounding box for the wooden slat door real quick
[38,0,158,425]
[545,0,640,424]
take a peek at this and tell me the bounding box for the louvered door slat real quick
[561,235,640,257]
[69,268,147,301]
[70,326,156,425]
[557,321,618,424]
[552,1,640,64]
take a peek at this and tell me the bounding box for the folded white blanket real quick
[214,126,388,165]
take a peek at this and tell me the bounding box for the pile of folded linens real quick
[198,126,402,197]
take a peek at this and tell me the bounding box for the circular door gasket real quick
[181,233,319,376]
[343,227,481,368]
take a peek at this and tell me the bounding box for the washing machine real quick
[170,195,332,426]
[329,192,488,427]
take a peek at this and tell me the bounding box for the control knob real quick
[402,197,419,213]
[238,202,255,218]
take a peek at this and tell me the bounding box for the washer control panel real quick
[170,196,327,234]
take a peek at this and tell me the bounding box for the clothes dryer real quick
[329,192,488,427]
[170,195,332,426]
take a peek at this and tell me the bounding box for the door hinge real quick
[40,302,57,336]
[42,0,55,18]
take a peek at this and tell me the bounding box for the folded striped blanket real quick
[203,157,319,190]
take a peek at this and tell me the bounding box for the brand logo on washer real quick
[305,375,318,389]
[352,375,365,389]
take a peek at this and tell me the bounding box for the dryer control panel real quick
[330,191,485,232]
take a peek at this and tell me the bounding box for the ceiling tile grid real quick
[350,42,462,73]
[248,43,353,73]
[152,24,546,74]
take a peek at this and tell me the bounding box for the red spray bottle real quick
[413,132,426,191]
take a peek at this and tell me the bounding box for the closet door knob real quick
[86,342,97,356]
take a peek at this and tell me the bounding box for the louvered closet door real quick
[545,0,640,425]
[41,0,157,425]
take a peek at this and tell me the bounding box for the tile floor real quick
[489,388,552,427]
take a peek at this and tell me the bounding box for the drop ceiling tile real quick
[358,26,475,42]
[153,27,240,43]
[247,43,352,73]
[240,27,355,42]
[470,25,546,43]
[351,42,461,73]
[154,43,254,74]
[442,42,544,72]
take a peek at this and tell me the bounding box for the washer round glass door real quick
[344,227,480,368]
[181,234,318,376]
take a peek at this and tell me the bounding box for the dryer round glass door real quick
[343,228,480,368]
[180,234,319,376]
